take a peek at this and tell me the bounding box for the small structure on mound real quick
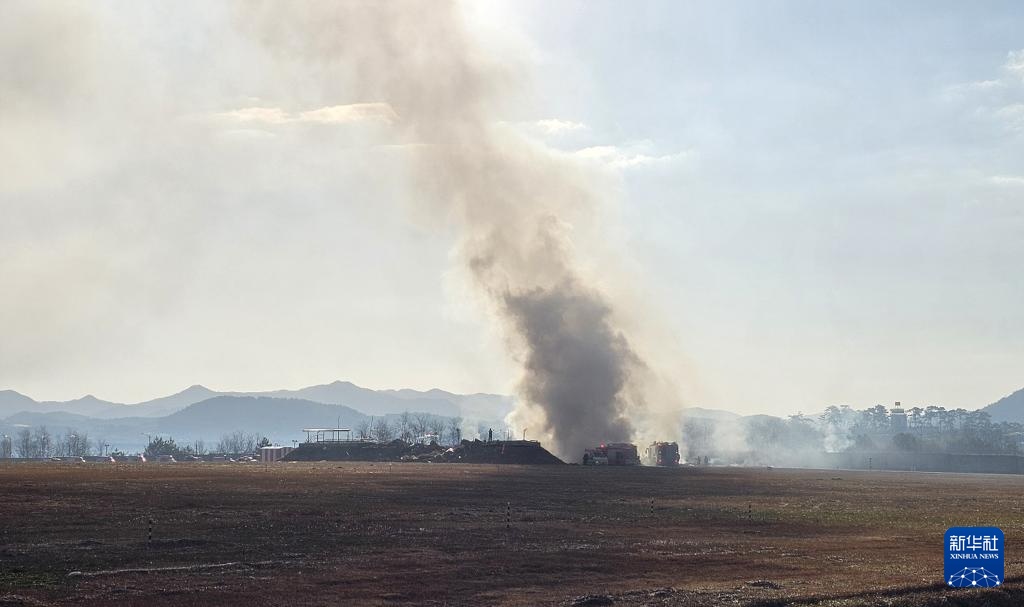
[302,428,353,443]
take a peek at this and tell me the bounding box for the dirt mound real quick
[282,439,563,465]
[282,439,410,462]
[436,440,564,465]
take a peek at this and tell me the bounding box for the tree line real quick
[0,415,505,460]
[143,432,273,458]
[2,427,108,458]
[354,413,463,445]
[819,404,1022,454]
[681,404,1024,463]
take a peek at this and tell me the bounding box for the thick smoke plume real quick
[503,280,639,458]
[246,0,677,460]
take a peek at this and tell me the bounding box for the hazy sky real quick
[2,1,1021,415]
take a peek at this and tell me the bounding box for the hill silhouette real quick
[983,387,1024,423]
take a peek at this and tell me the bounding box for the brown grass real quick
[1,462,1021,606]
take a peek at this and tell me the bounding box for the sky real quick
[1,1,1021,415]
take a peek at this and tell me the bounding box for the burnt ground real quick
[1,462,1023,606]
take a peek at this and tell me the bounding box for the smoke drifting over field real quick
[246,0,676,459]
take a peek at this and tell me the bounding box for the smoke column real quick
[247,0,679,460]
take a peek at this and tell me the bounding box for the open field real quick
[2,463,1024,606]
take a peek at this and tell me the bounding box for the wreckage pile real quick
[282,439,564,465]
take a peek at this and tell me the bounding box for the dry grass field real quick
[2,462,1023,606]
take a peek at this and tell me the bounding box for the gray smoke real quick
[503,279,640,458]
[245,0,674,460]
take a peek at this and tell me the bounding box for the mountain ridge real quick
[1,395,466,454]
[982,387,1024,424]
[0,380,513,421]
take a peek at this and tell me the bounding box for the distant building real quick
[260,445,294,463]
[890,401,908,432]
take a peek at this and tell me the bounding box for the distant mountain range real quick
[0,381,515,454]
[0,380,512,420]
[3,380,1021,454]
[1,396,373,454]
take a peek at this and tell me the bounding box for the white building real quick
[259,445,294,463]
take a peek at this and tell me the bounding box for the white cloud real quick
[989,174,1024,186]
[942,50,1024,98]
[573,145,691,170]
[216,102,397,126]
[944,50,1024,130]
[1007,50,1024,80]
[534,118,587,135]
[942,79,1004,99]
[297,103,398,124]
[995,103,1024,130]
[218,107,291,124]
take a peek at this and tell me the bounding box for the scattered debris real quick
[746,580,781,589]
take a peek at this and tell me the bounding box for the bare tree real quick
[32,426,52,458]
[1,434,11,458]
[399,411,413,443]
[445,417,463,446]
[356,419,372,440]
[54,432,67,457]
[15,428,32,458]
[427,417,445,444]
[412,414,430,442]
[72,430,91,456]
[372,418,395,442]
[216,431,259,454]
[56,429,90,457]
